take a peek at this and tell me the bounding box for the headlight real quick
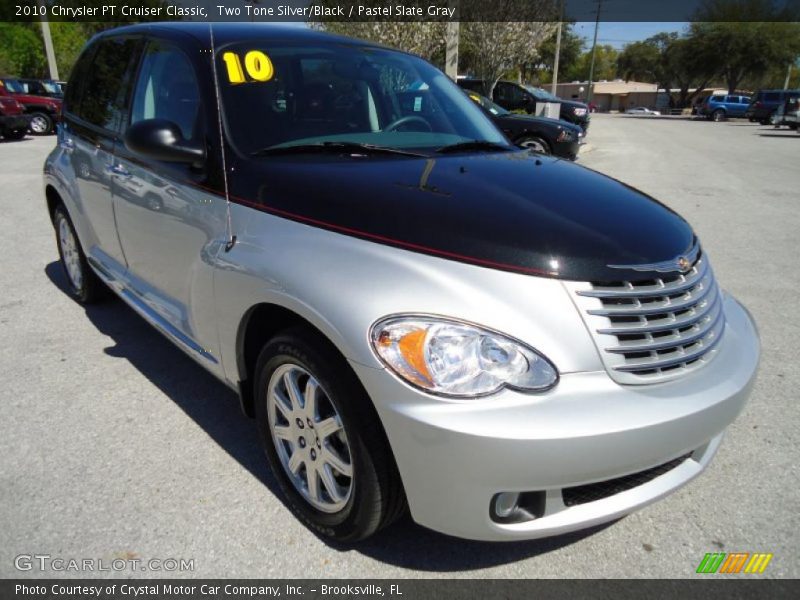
[556,129,575,142]
[370,316,558,398]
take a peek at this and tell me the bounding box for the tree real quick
[529,22,584,84]
[566,45,619,82]
[461,0,558,96]
[311,22,446,62]
[0,24,47,77]
[688,0,800,93]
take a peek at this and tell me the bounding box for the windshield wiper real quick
[251,141,427,158]
[435,140,513,154]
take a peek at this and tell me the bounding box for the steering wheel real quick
[383,115,433,132]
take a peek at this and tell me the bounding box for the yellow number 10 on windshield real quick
[222,51,274,84]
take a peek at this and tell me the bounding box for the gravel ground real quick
[1,115,798,579]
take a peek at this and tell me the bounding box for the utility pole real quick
[551,0,564,96]
[784,62,793,90]
[445,0,459,81]
[586,0,602,103]
[38,0,58,80]
[551,25,562,95]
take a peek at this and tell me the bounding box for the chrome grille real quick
[565,251,725,384]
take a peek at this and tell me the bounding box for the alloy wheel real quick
[58,216,83,290]
[519,138,548,154]
[266,363,354,513]
[29,115,50,134]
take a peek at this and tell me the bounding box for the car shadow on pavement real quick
[757,132,800,138]
[45,260,612,570]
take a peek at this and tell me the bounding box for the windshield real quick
[216,42,508,156]
[466,92,510,116]
[1,79,25,93]
[524,85,559,102]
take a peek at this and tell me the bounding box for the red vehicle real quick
[0,95,30,140]
[0,77,61,134]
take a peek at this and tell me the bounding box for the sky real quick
[573,22,690,49]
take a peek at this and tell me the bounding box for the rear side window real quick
[75,37,141,132]
[764,92,780,102]
[130,41,201,142]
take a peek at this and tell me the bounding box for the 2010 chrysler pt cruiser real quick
[44,23,759,542]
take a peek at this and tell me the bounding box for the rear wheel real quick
[712,109,725,122]
[759,117,771,125]
[254,328,405,542]
[516,135,551,155]
[28,112,53,135]
[53,204,104,304]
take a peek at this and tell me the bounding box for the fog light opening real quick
[490,491,546,524]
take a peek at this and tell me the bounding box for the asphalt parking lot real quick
[1,114,798,579]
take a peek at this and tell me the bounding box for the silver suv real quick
[44,23,759,542]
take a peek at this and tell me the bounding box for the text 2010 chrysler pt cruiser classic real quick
[44,24,759,542]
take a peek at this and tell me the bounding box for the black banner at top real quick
[3,0,800,23]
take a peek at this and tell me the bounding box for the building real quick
[554,80,660,112]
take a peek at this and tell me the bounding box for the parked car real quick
[45,23,759,543]
[458,78,591,131]
[0,95,30,140]
[697,94,751,121]
[17,78,64,99]
[769,93,800,129]
[624,107,662,116]
[466,92,583,159]
[0,76,61,134]
[746,89,800,125]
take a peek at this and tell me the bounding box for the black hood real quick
[231,150,694,282]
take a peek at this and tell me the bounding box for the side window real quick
[75,37,140,132]
[764,92,779,102]
[131,41,201,141]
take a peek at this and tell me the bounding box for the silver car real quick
[44,23,759,542]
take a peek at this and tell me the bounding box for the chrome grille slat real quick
[605,305,724,354]
[565,249,726,384]
[587,276,716,317]
[577,257,710,298]
[612,315,725,372]
[596,292,721,335]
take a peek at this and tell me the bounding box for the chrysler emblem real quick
[608,242,700,274]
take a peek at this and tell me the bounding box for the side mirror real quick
[124,119,205,166]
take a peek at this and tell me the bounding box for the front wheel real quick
[53,204,104,303]
[712,109,725,122]
[254,328,405,542]
[28,112,53,135]
[516,135,551,155]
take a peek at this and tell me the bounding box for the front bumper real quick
[0,114,31,132]
[553,138,581,161]
[351,294,759,541]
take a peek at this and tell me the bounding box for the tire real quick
[4,128,27,140]
[788,123,798,131]
[712,109,725,122]
[759,118,771,125]
[28,112,53,135]
[254,328,406,542]
[516,135,551,155]
[53,204,105,304]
